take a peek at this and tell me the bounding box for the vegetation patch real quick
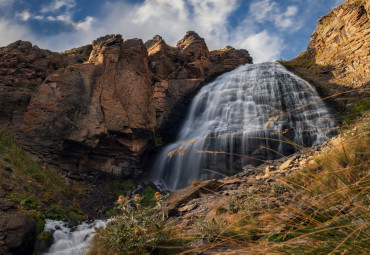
[89,193,188,255]
[0,130,86,233]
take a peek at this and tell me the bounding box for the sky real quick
[0,0,345,63]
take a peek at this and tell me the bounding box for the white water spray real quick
[151,63,336,189]
[42,220,107,255]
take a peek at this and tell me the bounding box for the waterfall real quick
[42,219,107,255]
[150,63,336,190]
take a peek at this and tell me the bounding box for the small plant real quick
[154,135,164,147]
[90,193,170,254]
[195,215,230,242]
[269,182,290,195]
[45,204,66,221]
[21,197,39,210]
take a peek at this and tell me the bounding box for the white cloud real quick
[41,0,76,13]
[240,30,284,63]
[249,0,277,23]
[0,18,32,46]
[0,0,298,62]
[285,6,298,17]
[16,10,31,21]
[248,0,300,31]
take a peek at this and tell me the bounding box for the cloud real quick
[274,6,299,29]
[41,0,76,13]
[240,30,284,63]
[0,18,32,46]
[0,0,13,7]
[16,10,31,21]
[249,0,300,31]
[249,0,277,23]
[99,0,238,50]
[0,0,318,63]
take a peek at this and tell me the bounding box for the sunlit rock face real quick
[18,32,252,178]
[151,63,336,190]
[308,0,370,88]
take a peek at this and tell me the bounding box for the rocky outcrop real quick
[18,32,252,177]
[0,41,91,133]
[20,34,156,177]
[307,0,369,88]
[281,0,369,101]
[148,32,253,141]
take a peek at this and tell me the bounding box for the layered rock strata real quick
[18,32,252,177]
[307,0,370,88]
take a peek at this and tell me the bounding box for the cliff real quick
[281,0,369,105]
[2,32,252,178]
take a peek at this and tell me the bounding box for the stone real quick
[3,214,36,255]
[0,30,254,179]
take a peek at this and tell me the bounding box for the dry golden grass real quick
[183,115,369,254]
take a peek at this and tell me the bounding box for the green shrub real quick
[45,205,66,221]
[21,197,39,210]
[90,194,169,254]
[105,180,136,199]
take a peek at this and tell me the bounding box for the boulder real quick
[4,214,36,255]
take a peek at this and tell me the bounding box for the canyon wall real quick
[281,0,369,101]
[4,32,252,178]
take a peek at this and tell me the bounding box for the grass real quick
[183,115,369,254]
[84,103,369,254]
[89,193,189,255]
[0,130,86,227]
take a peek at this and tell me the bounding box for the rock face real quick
[149,31,253,141]
[0,41,92,133]
[20,34,156,177]
[18,32,252,177]
[307,0,370,88]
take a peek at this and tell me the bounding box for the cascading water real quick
[42,220,107,255]
[151,62,336,190]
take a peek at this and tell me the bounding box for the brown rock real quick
[307,0,369,88]
[16,31,252,178]
[0,204,36,255]
[0,40,92,133]
[21,34,155,177]
[146,35,175,79]
[164,179,222,216]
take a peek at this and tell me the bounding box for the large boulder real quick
[0,190,36,255]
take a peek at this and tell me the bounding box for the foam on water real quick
[42,219,107,255]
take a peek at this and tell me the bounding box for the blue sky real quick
[0,0,344,62]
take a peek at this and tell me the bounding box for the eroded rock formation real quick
[17,32,252,178]
[308,0,370,88]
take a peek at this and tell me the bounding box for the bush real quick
[90,193,170,254]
